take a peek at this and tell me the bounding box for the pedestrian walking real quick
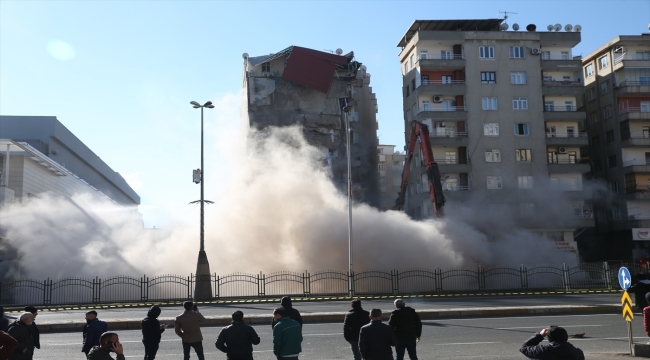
[7,313,34,360]
[87,332,125,360]
[388,299,422,360]
[215,311,261,360]
[82,311,108,356]
[0,307,8,332]
[141,306,167,360]
[22,308,38,353]
[0,331,17,360]
[343,298,370,360]
[629,273,650,310]
[359,308,397,360]
[175,301,206,360]
[272,297,303,329]
[272,307,302,360]
[519,326,584,360]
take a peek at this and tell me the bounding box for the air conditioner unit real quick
[531,48,541,55]
[558,147,568,154]
[433,96,443,103]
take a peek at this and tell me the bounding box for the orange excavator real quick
[393,120,446,218]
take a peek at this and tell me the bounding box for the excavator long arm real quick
[392,120,446,217]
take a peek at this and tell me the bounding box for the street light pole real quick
[344,83,355,297]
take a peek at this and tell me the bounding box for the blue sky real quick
[1,0,649,227]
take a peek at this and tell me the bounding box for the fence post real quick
[96,277,102,304]
[562,263,570,291]
[392,269,399,296]
[435,267,442,294]
[348,271,355,297]
[303,271,310,297]
[188,274,193,300]
[604,262,612,290]
[141,275,147,302]
[519,264,527,290]
[478,266,485,292]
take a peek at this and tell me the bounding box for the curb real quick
[34,304,622,334]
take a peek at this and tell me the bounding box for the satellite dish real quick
[547,25,554,31]
[242,53,249,59]
[564,24,573,32]
[554,24,562,32]
[335,48,343,55]
[526,24,536,32]
[574,25,582,32]
[500,23,509,31]
[512,23,520,31]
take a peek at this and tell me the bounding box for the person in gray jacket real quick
[175,301,206,360]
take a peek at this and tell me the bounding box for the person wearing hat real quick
[82,310,108,356]
[23,307,39,352]
[519,326,584,360]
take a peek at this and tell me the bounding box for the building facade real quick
[377,145,406,210]
[397,19,593,253]
[582,34,650,261]
[243,46,380,206]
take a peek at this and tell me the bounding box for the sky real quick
[1,0,649,227]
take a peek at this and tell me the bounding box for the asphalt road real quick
[15,293,620,324]
[26,312,639,359]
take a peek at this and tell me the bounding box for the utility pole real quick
[344,83,355,297]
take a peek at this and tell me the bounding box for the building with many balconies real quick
[397,19,592,254]
[377,144,406,210]
[582,34,650,260]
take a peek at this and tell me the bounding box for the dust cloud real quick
[0,93,575,279]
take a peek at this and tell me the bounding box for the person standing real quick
[0,330,18,360]
[272,297,302,329]
[141,306,167,360]
[388,299,422,360]
[82,311,108,356]
[215,311,261,360]
[175,301,206,360]
[7,313,35,360]
[272,307,302,360]
[22,308,39,353]
[0,307,8,332]
[519,326,584,360]
[359,308,397,360]
[87,332,126,360]
[343,298,370,360]
[629,273,650,310]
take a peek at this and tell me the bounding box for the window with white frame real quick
[600,81,609,95]
[485,149,501,162]
[481,71,496,84]
[484,123,499,136]
[588,111,598,124]
[441,50,452,59]
[378,162,385,170]
[541,51,551,60]
[262,62,271,73]
[586,87,595,101]
[516,149,532,162]
[487,176,503,189]
[561,51,570,60]
[637,51,650,60]
[598,55,609,70]
[479,46,494,59]
[585,64,594,77]
[518,176,533,189]
[445,151,457,164]
[514,123,530,136]
[420,50,428,59]
[513,97,528,110]
[482,97,498,110]
[511,71,527,84]
[641,101,650,112]
[509,46,525,58]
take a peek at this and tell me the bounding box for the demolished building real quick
[243,46,380,206]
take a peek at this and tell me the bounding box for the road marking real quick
[495,325,602,330]
[303,333,341,336]
[423,313,619,322]
[435,341,501,345]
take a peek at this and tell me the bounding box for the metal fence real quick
[0,262,635,306]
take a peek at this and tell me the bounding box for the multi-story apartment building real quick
[583,34,650,261]
[397,19,593,253]
[243,46,380,206]
[377,144,406,210]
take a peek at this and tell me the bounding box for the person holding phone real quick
[141,306,168,360]
[175,301,206,360]
[87,332,125,360]
[519,326,584,360]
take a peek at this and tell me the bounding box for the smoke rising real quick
[0,92,584,279]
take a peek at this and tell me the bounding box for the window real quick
[445,151,457,164]
[562,76,571,81]
[543,75,553,82]
[511,71,527,84]
[541,51,551,60]
[598,55,609,70]
[514,123,530,136]
[610,181,619,194]
[405,62,409,73]
[441,50,452,59]
[262,62,270,73]
[420,50,428,59]
[519,203,535,216]
[518,176,533,189]
[377,149,383,155]
[606,130,614,143]
[586,88,596,101]
[421,75,429,85]
[410,55,414,68]
[422,101,430,111]
[353,132,360,144]
[378,162,385,170]
[584,64,594,77]
[393,160,401,166]
[561,51,570,60]
[479,46,494,59]
[603,105,613,119]
[544,101,554,111]
[481,72,496,84]
[600,81,609,95]
[612,207,622,221]
[487,176,503,189]
[513,97,528,110]
[565,101,574,111]
[588,112,598,124]
[608,154,617,168]
[509,46,525,59]
[516,149,532,162]
[641,77,650,86]
[353,111,359,122]
[482,97,498,110]
[441,75,452,84]
[641,101,650,112]
[411,79,415,91]
[484,123,499,136]
[637,51,650,60]
[485,149,501,162]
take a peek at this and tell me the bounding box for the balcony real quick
[543,106,586,121]
[541,80,584,96]
[615,80,650,97]
[622,160,650,174]
[547,159,590,173]
[540,57,583,71]
[418,79,466,96]
[621,133,650,147]
[414,107,467,121]
[429,131,469,146]
[442,184,472,200]
[613,54,650,70]
[618,106,650,122]
[626,186,650,201]
[570,204,595,227]
[436,159,471,173]
[417,54,465,71]
[545,132,588,146]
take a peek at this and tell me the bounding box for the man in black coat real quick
[343,298,370,360]
[388,299,422,360]
[271,296,303,328]
[629,273,650,310]
[23,307,39,353]
[141,306,168,360]
[7,312,35,360]
[359,308,397,360]
[519,326,585,360]
[0,306,8,332]
[215,311,261,360]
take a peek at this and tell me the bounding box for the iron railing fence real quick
[0,263,637,306]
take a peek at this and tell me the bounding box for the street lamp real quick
[189,100,214,300]
[343,83,356,297]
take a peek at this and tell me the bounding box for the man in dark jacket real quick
[216,311,261,360]
[343,298,370,360]
[87,332,126,360]
[520,326,584,360]
[141,306,167,360]
[629,273,650,310]
[272,307,302,360]
[7,313,34,360]
[0,330,18,359]
[22,307,39,352]
[359,308,397,360]
[388,299,422,360]
[0,307,8,332]
[272,297,302,329]
[83,310,109,355]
